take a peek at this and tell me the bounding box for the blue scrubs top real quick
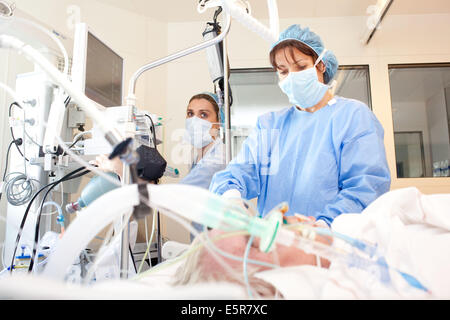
[209,96,391,226]
[181,138,226,239]
[180,138,226,189]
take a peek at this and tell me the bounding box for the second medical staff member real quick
[209,25,391,227]
[181,92,226,188]
[181,92,226,236]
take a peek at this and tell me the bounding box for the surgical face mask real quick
[278,49,330,109]
[184,116,214,148]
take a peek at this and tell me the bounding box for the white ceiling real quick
[97,0,450,22]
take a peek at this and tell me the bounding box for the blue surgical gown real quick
[180,138,226,189]
[209,96,391,226]
[180,138,227,239]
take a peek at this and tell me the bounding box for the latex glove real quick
[221,189,255,215]
[285,213,329,228]
[90,154,124,178]
[284,214,333,247]
[222,189,242,200]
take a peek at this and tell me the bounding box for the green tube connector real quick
[201,196,284,253]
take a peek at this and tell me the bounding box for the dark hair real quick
[189,93,220,122]
[269,40,319,71]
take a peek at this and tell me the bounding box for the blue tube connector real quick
[65,172,120,213]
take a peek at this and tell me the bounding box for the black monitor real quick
[72,23,124,107]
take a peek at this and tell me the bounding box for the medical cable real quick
[0,140,15,202]
[8,102,30,161]
[55,135,122,188]
[243,234,255,299]
[63,130,91,155]
[144,114,157,148]
[30,172,86,271]
[144,214,155,268]
[9,102,41,148]
[8,166,89,274]
[2,111,39,206]
[28,168,90,272]
[137,211,157,274]
[3,172,39,206]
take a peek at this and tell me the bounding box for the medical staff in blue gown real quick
[180,92,227,237]
[209,25,391,227]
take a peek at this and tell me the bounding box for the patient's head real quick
[172,228,324,298]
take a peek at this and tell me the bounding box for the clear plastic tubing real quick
[43,185,140,281]
[147,184,281,252]
[44,183,267,281]
[221,0,277,43]
[274,227,429,292]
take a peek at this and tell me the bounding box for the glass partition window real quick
[389,64,450,178]
[229,69,288,157]
[229,66,372,157]
[334,65,372,110]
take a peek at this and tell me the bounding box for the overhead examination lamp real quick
[361,0,394,45]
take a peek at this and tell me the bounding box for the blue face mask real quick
[278,49,331,109]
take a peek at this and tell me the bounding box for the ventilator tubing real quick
[43,183,282,280]
[43,185,140,281]
[220,0,277,43]
[147,184,282,252]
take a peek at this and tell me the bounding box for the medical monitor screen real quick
[85,32,123,107]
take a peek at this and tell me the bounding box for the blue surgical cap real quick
[270,24,338,84]
[201,91,224,127]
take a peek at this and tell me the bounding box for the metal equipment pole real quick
[223,35,231,164]
[119,163,131,279]
[127,14,231,106]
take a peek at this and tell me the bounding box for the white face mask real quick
[184,116,213,148]
[278,49,330,109]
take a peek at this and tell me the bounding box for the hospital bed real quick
[0,187,448,300]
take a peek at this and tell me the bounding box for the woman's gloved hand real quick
[90,154,124,178]
[221,189,258,216]
[284,214,329,228]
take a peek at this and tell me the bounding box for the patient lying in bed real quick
[161,187,450,299]
[1,187,448,300]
